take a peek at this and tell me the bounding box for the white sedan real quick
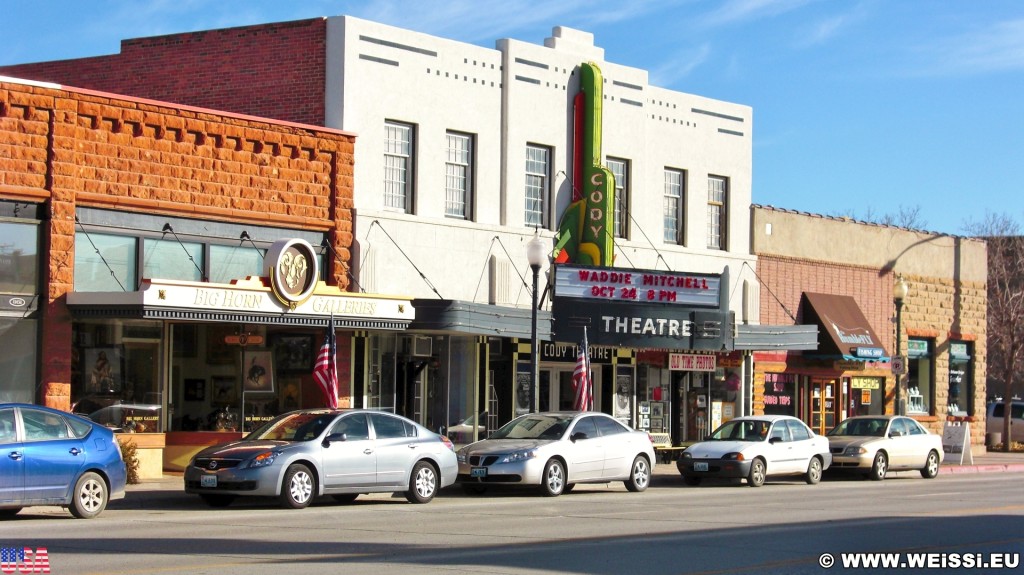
[456,412,656,497]
[826,415,943,480]
[677,415,832,487]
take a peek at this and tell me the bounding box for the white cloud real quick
[701,0,817,27]
[919,19,1024,75]
[649,43,712,87]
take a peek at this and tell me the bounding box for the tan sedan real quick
[827,416,943,480]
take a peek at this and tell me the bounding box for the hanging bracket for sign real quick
[225,333,264,347]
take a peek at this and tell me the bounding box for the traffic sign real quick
[891,355,906,375]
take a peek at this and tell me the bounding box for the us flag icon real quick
[1,547,50,573]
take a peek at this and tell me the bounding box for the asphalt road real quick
[3,465,1023,575]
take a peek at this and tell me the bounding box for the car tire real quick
[624,455,651,492]
[280,463,315,509]
[683,476,702,487]
[746,458,766,487]
[870,452,888,481]
[539,459,566,497]
[920,450,940,479]
[805,457,823,485]
[200,494,235,508]
[0,508,22,518]
[460,483,487,495]
[331,494,359,504]
[69,471,108,519]
[405,461,438,504]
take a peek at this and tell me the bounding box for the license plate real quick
[470,467,488,478]
[201,474,218,488]
[693,462,709,472]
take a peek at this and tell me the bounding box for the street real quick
[3,465,1023,575]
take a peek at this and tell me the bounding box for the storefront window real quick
[210,244,265,284]
[907,338,934,415]
[74,232,138,291]
[144,237,204,281]
[0,214,41,404]
[72,320,162,432]
[948,341,972,415]
[0,219,39,293]
[0,318,37,403]
[849,376,883,416]
[763,373,796,416]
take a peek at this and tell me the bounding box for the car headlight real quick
[679,451,693,460]
[844,446,868,456]
[721,452,745,461]
[457,449,468,464]
[500,449,537,464]
[248,451,279,468]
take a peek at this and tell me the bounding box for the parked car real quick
[184,408,458,508]
[986,400,1024,443]
[0,403,127,519]
[456,411,656,497]
[826,415,943,480]
[677,415,832,487]
[447,412,487,445]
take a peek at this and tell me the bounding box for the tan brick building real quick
[750,205,987,452]
[0,76,418,474]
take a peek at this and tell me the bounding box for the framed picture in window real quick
[273,335,315,372]
[243,349,274,394]
[184,378,206,402]
[83,347,121,394]
[206,325,237,365]
[211,376,237,405]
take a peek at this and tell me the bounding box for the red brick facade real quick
[0,18,327,126]
[0,78,354,410]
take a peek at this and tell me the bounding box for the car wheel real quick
[539,459,566,497]
[0,508,22,518]
[683,476,702,486]
[747,458,766,487]
[405,461,438,504]
[280,463,315,509]
[920,450,940,479]
[624,455,651,492]
[870,452,888,481]
[805,457,823,485]
[200,494,235,508]
[460,483,487,495]
[69,471,108,519]
[331,494,359,504]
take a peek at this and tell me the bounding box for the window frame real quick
[706,175,728,250]
[663,168,685,245]
[525,144,551,228]
[444,131,474,220]
[384,120,415,214]
[606,157,629,239]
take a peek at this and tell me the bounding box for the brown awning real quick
[802,293,889,360]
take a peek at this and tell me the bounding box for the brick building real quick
[750,205,987,452]
[0,75,419,474]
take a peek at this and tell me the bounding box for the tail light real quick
[440,435,456,452]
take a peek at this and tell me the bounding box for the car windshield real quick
[247,412,337,441]
[828,418,887,437]
[489,414,571,440]
[708,419,771,442]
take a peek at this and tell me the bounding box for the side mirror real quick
[323,432,347,447]
[570,431,588,442]
[769,436,783,444]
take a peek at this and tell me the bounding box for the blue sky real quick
[2,0,1022,236]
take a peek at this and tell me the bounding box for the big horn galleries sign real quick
[265,238,319,309]
[556,62,615,267]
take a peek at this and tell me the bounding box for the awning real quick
[408,299,551,340]
[67,277,415,330]
[802,292,889,361]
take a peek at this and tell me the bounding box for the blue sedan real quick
[0,403,127,518]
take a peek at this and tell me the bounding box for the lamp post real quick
[526,229,546,414]
[893,275,909,416]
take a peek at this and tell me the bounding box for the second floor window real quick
[445,132,473,219]
[525,145,550,227]
[664,168,685,244]
[384,121,413,213]
[607,158,629,239]
[707,175,728,250]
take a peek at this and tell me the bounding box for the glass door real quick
[809,379,837,435]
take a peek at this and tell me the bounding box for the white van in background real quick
[986,400,1024,443]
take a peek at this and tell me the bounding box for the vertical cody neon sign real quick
[556,62,615,267]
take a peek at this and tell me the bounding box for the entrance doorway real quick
[539,367,599,412]
[809,379,838,435]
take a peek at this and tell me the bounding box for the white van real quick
[986,400,1024,443]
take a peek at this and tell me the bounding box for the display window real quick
[906,338,934,415]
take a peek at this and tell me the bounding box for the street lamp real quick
[893,275,909,416]
[527,229,546,414]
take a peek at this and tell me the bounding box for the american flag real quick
[572,327,593,411]
[313,315,339,409]
[1,547,49,573]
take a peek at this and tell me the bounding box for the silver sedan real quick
[184,409,458,508]
[827,415,943,480]
[456,411,656,497]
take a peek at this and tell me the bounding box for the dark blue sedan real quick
[0,403,127,518]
